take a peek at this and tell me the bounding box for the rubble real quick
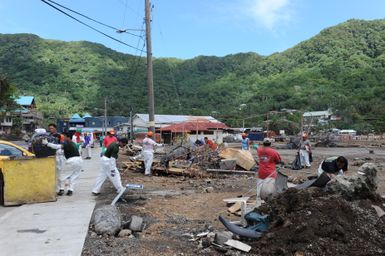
[118,229,132,237]
[248,187,385,255]
[129,215,144,232]
[327,163,379,200]
[120,144,258,177]
[214,231,233,245]
[93,205,121,235]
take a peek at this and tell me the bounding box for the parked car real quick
[0,140,34,159]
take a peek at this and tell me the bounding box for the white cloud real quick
[248,0,292,31]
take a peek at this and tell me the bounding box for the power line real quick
[44,0,143,37]
[41,0,146,53]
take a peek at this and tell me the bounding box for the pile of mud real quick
[250,188,385,256]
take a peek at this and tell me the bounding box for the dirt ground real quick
[82,143,385,256]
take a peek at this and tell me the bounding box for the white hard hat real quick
[34,128,47,134]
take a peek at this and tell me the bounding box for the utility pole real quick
[130,106,134,143]
[104,97,107,136]
[145,0,155,133]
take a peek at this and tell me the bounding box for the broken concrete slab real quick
[224,239,251,252]
[93,205,121,235]
[129,215,144,232]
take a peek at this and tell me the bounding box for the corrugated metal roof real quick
[71,113,82,119]
[160,121,228,132]
[16,96,34,106]
[303,110,331,117]
[135,114,219,124]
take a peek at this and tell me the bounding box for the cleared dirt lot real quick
[82,144,385,256]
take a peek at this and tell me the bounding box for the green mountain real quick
[1,19,385,132]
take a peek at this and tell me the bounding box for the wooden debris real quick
[223,197,250,204]
[228,202,242,213]
[224,239,251,252]
[219,148,256,171]
[207,169,255,175]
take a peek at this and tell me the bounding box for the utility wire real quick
[41,0,146,53]
[44,0,143,37]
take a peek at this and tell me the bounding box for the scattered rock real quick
[129,215,144,232]
[90,231,97,238]
[201,237,212,248]
[118,229,132,237]
[93,205,121,235]
[214,231,233,245]
[206,187,214,193]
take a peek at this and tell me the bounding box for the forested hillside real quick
[1,19,385,132]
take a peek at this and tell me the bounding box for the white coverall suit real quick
[92,156,124,194]
[141,137,162,175]
[47,143,83,192]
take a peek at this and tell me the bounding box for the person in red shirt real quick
[257,138,282,200]
[204,137,218,151]
[103,129,118,148]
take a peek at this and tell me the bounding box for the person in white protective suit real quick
[134,131,163,176]
[47,124,65,193]
[42,132,83,196]
[91,138,128,195]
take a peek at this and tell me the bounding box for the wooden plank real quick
[224,239,251,252]
[235,150,256,171]
[223,197,250,203]
[228,202,242,213]
[207,169,255,175]
[167,167,186,174]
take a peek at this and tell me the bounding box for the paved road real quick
[0,149,101,256]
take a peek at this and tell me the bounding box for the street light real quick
[239,104,247,129]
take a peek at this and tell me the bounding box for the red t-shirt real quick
[206,139,218,150]
[103,136,117,148]
[257,146,281,179]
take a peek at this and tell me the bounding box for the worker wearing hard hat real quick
[257,138,282,200]
[241,133,250,150]
[299,132,312,168]
[43,132,83,196]
[103,129,118,148]
[92,138,128,195]
[102,129,117,155]
[141,131,163,176]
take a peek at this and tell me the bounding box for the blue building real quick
[57,113,128,135]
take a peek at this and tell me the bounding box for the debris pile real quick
[91,205,144,238]
[250,188,385,255]
[210,164,385,255]
[120,144,257,177]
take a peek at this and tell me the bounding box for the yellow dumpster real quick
[1,157,56,206]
